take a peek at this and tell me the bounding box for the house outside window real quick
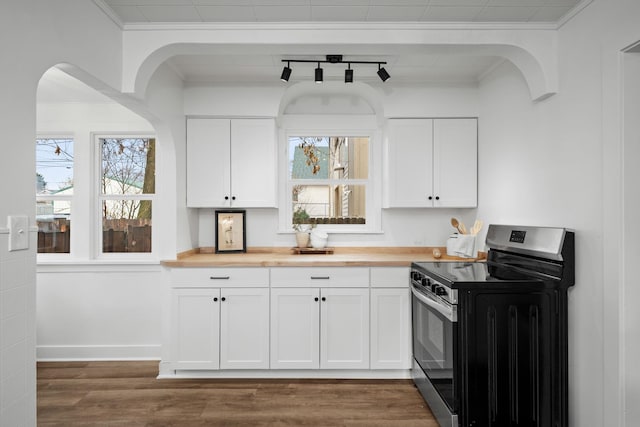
[287,135,371,232]
[99,137,155,254]
[36,138,73,254]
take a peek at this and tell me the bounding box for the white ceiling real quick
[100,0,582,24]
[39,1,587,103]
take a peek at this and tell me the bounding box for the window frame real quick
[36,135,75,258]
[278,116,382,234]
[93,133,157,260]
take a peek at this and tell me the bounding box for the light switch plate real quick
[8,215,29,251]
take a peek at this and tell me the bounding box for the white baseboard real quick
[157,365,412,380]
[37,344,161,361]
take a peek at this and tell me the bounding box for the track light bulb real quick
[377,64,390,82]
[345,65,353,83]
[280,62,292,82]
[315,62,323,83]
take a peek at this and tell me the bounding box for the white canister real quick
[446,234,476,258]
[310,230,329,248]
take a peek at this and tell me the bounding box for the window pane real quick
[292,184,366,225]
[289,136,368,180]
[36,138,74,195]
[36,201,70,253]
[101,138,155,195]
[102,200,152,253]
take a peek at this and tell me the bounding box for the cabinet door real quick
[171,288,220,369]
[270,288,320,369]
[386,119,433,207]
[433,118,477,207]
[219,287,270,369]
[186,118,231,207]
[320,288,370,369]
[370,288,411,369]
[230,119,277,207]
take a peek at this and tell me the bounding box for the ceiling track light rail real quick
[280,55,390,83]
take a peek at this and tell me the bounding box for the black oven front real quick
[411,269,459,427]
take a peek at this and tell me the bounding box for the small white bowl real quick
[310,230,328,249]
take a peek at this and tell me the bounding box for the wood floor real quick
[37,361,438,426]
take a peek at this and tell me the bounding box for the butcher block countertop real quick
[162,247,486,268]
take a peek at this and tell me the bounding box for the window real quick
[36,138,73,253]
[99,137,155,253]
[287,135,370,231]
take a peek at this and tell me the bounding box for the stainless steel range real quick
[411,224,575,427]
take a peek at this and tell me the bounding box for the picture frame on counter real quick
[215,210,246,253]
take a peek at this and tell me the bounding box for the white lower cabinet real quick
[370,288,411,369]
[170,281,269,370]
[168,266,408,375]
[172,288,221,370]
[320,287,370,369]
[370,267,411,370]
[270,287,369,369]
[220,287,270,369]
[270,288,320,369]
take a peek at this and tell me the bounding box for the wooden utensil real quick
[470,219,483,235]
[459,221,467,234]
[451,218,464,234]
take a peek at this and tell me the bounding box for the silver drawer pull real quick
[310,276,330,280]
[210,276,230,280]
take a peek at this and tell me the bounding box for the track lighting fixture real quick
[280,61,291,82]
[345,64,353,83]
[377,64,390,82]
[280,55,389,84]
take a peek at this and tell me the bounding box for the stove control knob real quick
[431,283,438,293]
[411,271,419,281]
[421,278,430,287]
[435,286,447,297]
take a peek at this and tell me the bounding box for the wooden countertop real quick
[162,247,485,268]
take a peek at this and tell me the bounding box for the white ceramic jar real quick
[310,230,329,248]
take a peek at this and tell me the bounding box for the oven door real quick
[411,284,458,419]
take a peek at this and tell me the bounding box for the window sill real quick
[37,258,160,265]
[277,227,384,235]
[37,259,162,273]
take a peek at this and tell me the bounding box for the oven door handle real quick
[411,286,457,322]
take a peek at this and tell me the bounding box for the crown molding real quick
[121,21,559,32]
[93,0,124,29]
[557,0,594,29]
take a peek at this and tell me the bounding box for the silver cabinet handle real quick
[210,276,230,280]
[310,276,330,280]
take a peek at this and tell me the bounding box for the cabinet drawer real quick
[370,267,410,288]
[271,267,369,288]
[171,268,269,287]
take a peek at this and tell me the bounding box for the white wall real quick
[186,83,481,249]
[622,50,640,426]
[0,1,123,425]
[36,266,163,360]
[478,58,603,427]
[476,0,640,425]
[35,100,165,361]
[143,64,190,256]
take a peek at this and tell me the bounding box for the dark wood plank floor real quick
[37,361,438,426]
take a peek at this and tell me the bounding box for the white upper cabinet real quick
[385,118,477,208]
[433,118,478,207]
[386,118,434,208]
[186,118,277,208]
